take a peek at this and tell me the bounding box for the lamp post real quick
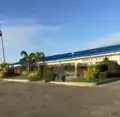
[0,30,5,62]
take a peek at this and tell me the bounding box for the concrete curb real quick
[3,78,120,86]
[97,78,120,85]
[50,78,120,87]
[3,79,29,83]
[50,81,96,87]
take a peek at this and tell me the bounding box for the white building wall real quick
[46,54,120,66]
[76,55,119,65]
[44,54,120,76]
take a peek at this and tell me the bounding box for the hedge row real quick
[83,58,120,79]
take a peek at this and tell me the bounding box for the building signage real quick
[82,56,112,63]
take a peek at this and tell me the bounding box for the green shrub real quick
[84,63,109,79]
[98,71,109,80]
[28,71,41,81]
[0,71,5,77]
[7,69,15,76]
[28,71,40,77]
[92,71,100,79]
[0,62,9,77]
[84,64,96,79]
[84,70,92,79]
[0,62,18,77]
[42,67,56,82]
[95,64,108,72]
[23,71,29,76]
[102,58,120,73]
[106,72,120,78]
[83,58,120,80]
[40,65,45,78]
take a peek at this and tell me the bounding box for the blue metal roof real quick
[9,61,27,66]
[73,44,120,58]
[42,44,120,61]
[42,52,73,61]
[9,44,120,65]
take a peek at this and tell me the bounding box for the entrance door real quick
[77,63,85,77]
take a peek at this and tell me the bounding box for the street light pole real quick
[0,30,5,62]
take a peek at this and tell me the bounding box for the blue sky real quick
[0,0,120,62]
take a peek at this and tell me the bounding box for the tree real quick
[35,52,45,71]
[20,51,30,72]
[0,62,9,77]
[21,51,28,58]
[28,53,36,71]
[20,51,45,72]
[0,62,9,72]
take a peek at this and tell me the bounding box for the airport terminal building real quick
[9,44,120,76]
[43,44,120,65]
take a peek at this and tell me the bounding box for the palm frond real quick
[36,52,45,58]
[21,51,28,57]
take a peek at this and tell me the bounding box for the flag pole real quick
[0,30,5,62]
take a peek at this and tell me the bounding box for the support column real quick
[75,62,78,76]
[117,55,120,65]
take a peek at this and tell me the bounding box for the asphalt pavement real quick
[0,82,120,117]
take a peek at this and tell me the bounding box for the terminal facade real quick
[42,44,120,76]
[9,44,120,76]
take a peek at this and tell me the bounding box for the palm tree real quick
[20,51,45,72]
[21,51,28,58]
[35,52,45,71]
[28,53,37,71]
[20,51,30,72]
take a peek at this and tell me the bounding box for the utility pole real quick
[0,30,5,62]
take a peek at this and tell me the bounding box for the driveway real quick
[0,82,120,117]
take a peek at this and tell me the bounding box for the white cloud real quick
[0,18,38,26]
[0,18,63,62]
[87,32,120,49]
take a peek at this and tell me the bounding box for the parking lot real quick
[0,82,120,117]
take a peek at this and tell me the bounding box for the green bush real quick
[40,65,45,78]
[42,67,56,82]
[98,71,109,80]
[0,62,19,77]
[0,62,9,77]
[84,63,108,79]
[102,58,120,73]
[7,69,15,76]
[28,71,40,77]
[23,71,29,76]
[82,58,120,80]
[28,71,41,81]
[95,64,108,72]
[106,72,120,78]
[84,70,92,79]
[92,71,100,79]
[0,71,5,77]
[84,64,96,79]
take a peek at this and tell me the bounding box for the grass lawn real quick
[4,76,31,80]
[67,78,105,83]
[4,75,43,81]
